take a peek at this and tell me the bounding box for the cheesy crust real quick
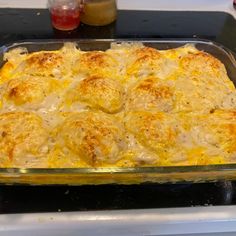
[51,111,126,167]
[126,76,175,112]
[0,112,49,167]
[125,110,236,166]
[0,42,235,168]
[73,50,120,79]
[0,43,78,80]
[126,46,178,79]
[5,76,56,105]
[64,75,124,113]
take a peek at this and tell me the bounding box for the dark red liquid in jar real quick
[50,7,80,30]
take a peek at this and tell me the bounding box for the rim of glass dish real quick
[0,38,235,175]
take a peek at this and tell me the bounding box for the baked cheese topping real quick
[0,112,49,167]
[63,75,125,113]
[0,42,235,168]
[50,111,125,167]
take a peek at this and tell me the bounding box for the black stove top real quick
[0,9,236,213]
[0,9,236,52]
[1,182,235,213]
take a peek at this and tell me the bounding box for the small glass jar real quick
[48,0,81,31]
[80,0,117,26]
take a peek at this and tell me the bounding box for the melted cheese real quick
[126,46,178,79]
[0,112,49,167]
[0,43,78,81]
[1,75,71,112]
[73,50,120,79]
[0,42,235,168]
[126,76,174,112]
[64,75,124,113]
[51,111,126,167]
[125,110,236,166]
[125,111,178,164]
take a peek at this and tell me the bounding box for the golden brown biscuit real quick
[1,75,71,112]
[5,76,56,105]
[126,76,174,112]
[73,51,119,78]
[126,46,178,79]
[180,51,227,78]
[0,112,49,167]
[125,110,236,166]
[1,44,78,81]
[52,111,126,167]
[65,75,124,113]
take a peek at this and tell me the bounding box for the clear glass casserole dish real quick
[0,38,236,185]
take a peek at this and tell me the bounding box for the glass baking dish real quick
[0,38,236,185]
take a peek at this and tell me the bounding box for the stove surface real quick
[0,9,236,52]
[0,182,235,213]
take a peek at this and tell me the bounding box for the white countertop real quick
[1,206,236,236]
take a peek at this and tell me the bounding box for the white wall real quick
[0,0,233,10]
[118,0,232,10]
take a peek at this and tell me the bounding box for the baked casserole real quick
[0,42,235,168]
